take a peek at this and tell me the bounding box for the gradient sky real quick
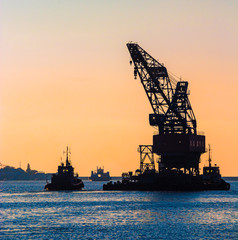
[1,0,238,176]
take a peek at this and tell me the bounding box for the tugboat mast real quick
[64,146,71,166]
[208,144,212,168]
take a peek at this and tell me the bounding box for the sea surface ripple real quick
[1,180,238,239]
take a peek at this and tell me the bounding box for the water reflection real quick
[1,181,238,239]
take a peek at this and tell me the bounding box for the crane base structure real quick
[103,43,230,191]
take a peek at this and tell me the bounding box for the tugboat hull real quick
[45,181,84,191]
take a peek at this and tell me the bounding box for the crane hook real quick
[134,67,137,79]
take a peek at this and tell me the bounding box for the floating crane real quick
[103,43,230,191]
[127,42,205,176]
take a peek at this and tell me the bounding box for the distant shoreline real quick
[0,177,122,181]
[0,177,237,181]
[1,166,237,181]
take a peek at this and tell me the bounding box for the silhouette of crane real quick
[127,42,205,176]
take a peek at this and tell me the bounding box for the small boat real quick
[45,147,84,191]
[201,145,230,190]
[89,166,111,181]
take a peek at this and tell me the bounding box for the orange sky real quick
[1,1,238,176]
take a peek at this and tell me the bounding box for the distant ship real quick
[45,147,84,191]
[89,167,111,181]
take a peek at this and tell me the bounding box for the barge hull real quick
[103,175,230,191]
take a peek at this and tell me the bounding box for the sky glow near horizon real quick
[1,0,238,176]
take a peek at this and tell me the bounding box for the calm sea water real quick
[1,180,237,240]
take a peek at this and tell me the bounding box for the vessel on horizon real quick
[45,147,84,191]
[89,166,111,181]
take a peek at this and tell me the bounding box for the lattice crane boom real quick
[127,42,174,115]
[127,42,197,135]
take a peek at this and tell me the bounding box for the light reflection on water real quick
[1,180,238,239]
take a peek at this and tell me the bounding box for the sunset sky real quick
[1,0,238,176]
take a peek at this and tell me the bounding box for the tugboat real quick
[45,147,84,191]
[201,145,230,190]
[89,166,111,181]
